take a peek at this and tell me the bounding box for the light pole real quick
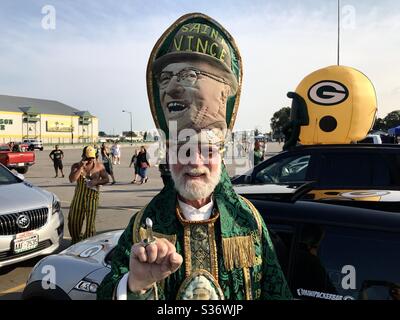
[122,110,133,145]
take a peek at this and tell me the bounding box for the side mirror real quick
[15,173,25,180]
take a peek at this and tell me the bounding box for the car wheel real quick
[40,147,44,151]
[22,281,71,300]
[16,167,28,174]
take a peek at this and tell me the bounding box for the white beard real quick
[171,163,222,201]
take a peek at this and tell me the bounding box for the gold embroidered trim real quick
[240,196,262,237]
[176,203,220,279]
[243,267,253,300]
[222,235,256,271]
[132,205,147,243]
[208,223,219,281]
[183,224,192,277]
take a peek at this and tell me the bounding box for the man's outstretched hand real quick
[128,238,183,294]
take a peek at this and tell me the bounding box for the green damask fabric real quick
[96,164,292,300]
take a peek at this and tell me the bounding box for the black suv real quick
[232,144,400,190]
[235,185,400,300]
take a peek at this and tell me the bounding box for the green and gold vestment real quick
[97,165,292,300]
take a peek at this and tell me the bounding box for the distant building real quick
[0,95,98,144]
[122,131,144,142]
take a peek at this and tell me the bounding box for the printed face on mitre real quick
[158,61,231,133]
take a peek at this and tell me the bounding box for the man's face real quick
[85,157,95,165]
[158,62,229,132]
[170,144,222,201]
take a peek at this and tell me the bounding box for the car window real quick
[255,155,311,184]
[292,224,400,300]
[268,224,295,278]
[318,153,399,188]
[0,165,20,184]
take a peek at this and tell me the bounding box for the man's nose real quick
[166,76,185,98]
[189,148,205,166]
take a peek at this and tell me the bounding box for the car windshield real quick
[255,155,311,184]
[0,165,21,184]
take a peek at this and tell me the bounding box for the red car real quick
[0,143,35,174]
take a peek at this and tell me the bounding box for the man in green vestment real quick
[97,13,292,300]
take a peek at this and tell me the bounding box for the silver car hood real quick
[0,182,52,213]
[60,230,124,264]
[27,230,123,296]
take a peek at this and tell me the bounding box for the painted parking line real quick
[0,283,26,296]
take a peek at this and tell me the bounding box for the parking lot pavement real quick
[0,142,282,299]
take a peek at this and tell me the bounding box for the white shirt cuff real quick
[115,272,129,300]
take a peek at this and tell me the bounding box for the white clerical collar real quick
[177,198,214,221]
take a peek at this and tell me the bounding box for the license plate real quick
[13,233,39,254]
[17,163,25,167]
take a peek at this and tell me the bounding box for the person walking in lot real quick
[253,140,264,166]
[49,145,65,178]
[93,143,100,160]
[114,142,121,165]
[111,142,121,165]
[68,146,109,244]
[129,149,140,183]
[101,143,116,184]
[137,145,150,184]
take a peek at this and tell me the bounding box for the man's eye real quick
[159,73,172,84]
[181,70,197,81]
[201,147,215,157]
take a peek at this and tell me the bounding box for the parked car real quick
[231,144,400,191]
[0,163,64,268]
[0,143,35,174]
[22,184,400,300]
[236,185,400,301]
[22,139,44,151]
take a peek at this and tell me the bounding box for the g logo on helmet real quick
[308,81,349,106]
[16,214,30,229]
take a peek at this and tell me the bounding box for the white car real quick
[0,163,64,268]
[22,139,44,151]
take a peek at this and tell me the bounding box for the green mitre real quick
[147,12,243,138]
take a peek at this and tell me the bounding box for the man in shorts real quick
[49,145,65,178]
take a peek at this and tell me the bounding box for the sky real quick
[0,0,399,134]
